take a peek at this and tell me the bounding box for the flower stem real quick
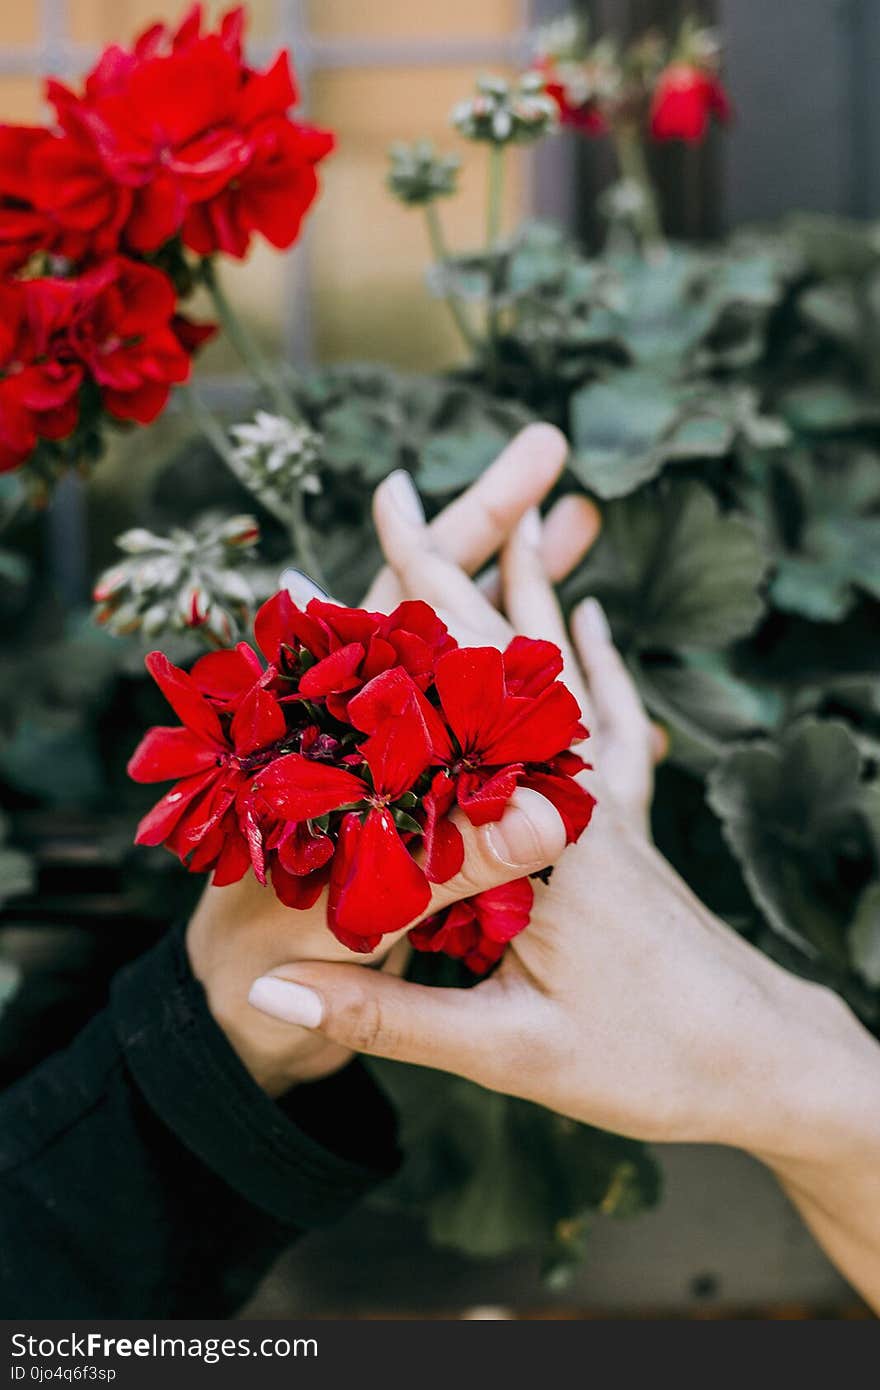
[485,144,506,362]
[424,203,480,355]
[179,384,327,589]
[200,258,296,418]
[611,122,665,252]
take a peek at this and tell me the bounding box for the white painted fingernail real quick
[384,470,425,524]
[578,597,611,642]
[519,507,542,547]
[249,977,324,1028]
[280,569,329,606]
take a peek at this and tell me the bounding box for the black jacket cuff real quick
[110,922,400,1230]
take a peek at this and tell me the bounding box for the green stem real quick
[611,122,665,252]
[200,258,295,417]
[485,144,506,364]
[179,385,327,589]
[487,144,505,249]
[424,203,480,355]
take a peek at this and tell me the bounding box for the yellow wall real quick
[1,2,527,373]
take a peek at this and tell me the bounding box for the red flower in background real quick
[70,257,195,423]
[409,878,534,976]
[0,278,82,472]
[650,63,730,142]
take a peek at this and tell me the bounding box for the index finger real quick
[364,423,568,609]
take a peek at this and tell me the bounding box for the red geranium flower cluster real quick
[0,259,194,472]
[128,592,595,972]
[649,64,730,142]
[0,3,332,476]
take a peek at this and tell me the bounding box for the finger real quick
[363,422,568,609]
[541,494,602,583]
[500,511,593,724]
[249,959,516,1078]
[571,598,655,825]
[423,786,566,917]
[281,568,338,607]
[373,469,511,646]
[570,598,652,749]
[475,493,602,609]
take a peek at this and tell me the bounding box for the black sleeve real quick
[0,923,400,1318]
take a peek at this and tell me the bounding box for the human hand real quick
[187,425,588,1096]
[249,493,876,1163]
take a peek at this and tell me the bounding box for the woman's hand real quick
[251,485,880,1309]
[186,425,588,1098]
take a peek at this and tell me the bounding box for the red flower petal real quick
[212,825,252,886]
[502,635,564,697]
[328,808,431,941]
[358,698,432,799]
[298,642,365,698]
[190,644,263,703]
[519,768,595,845]
[480,683,583,766]
[270,858,329,911]
[144,651,225,745]
[133,767,219,846]
[256,753,365,820]
[127,725,220,783]
[434,647,506,756]
[230,684,286,757]
[456,764,523,827]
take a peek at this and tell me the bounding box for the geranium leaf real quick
[707,718,878,963]
[368,1064,659,1260]
[767,450,880,621]
[849,882,880,987]
[565,481,768,651]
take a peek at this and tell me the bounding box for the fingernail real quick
[248,977,324,1028]
[281,568,329,606]
[384,470,425,525]
[578,597,611,643]
[519,507,542,547]
[485,789,563,868]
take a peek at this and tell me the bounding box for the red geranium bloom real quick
[69,257,194,423]
[650,63,730,142]
[254,591,456,720]
[69,35,251,251]
[255,685,436,947]
[425,641,592,830]
[0,127,53,273]
[0,277,83,472]
[409,878,534,976]
[183,114,334,259]
[129,649,286,887]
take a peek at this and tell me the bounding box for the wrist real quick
[724,970,880,1178]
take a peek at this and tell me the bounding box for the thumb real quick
[423,786,566,917]
[248,959,515,1079]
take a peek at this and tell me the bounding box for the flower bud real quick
[451,72,558,146]
[387,141,460,206]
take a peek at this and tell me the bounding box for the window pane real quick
[309,66,527,369]
[68,0,279,44]
[307,0,522,41]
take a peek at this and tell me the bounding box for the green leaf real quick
[707,719,879,963]
[849,883,880,987]
[418,424,512,495]
[566,481,768,651]
[637,658,781,775]
[779,381,880,434]
[570,373,787,500]
[768,450,880,621]
[369,1063,659,1262]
